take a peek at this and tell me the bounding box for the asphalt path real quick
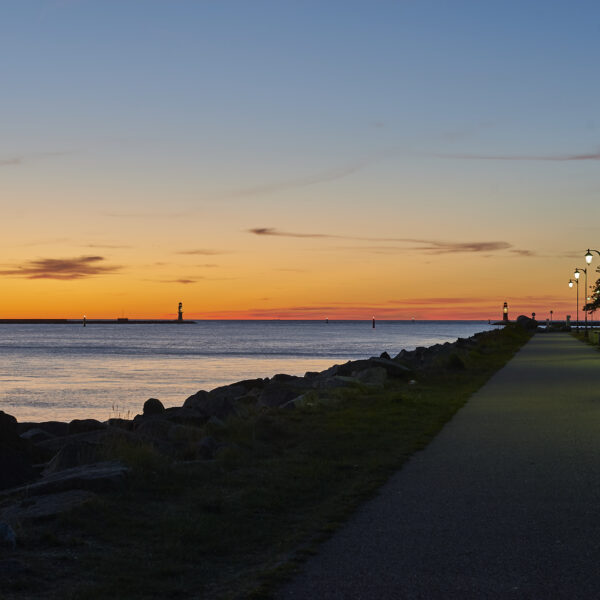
[276,333,600,599]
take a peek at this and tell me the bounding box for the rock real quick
[143,397,165,416]
[272,373,300,383]
[0,411,18,441]
[68,419,106,435]
[207,416,226,429]
[107,418,133,431]
[18,421,69,437]
[134,418,174,441]
[162,406,207,427]
[313,376,357,390]
[167,424,202,443]
[380,351,391,360]
[1,490,96,522]
[304,371,320,378]
[0,522,16,549]
[35,426,135,454]
[280,394,310,409]
[233,378,267,390]
[333,358,401,379]
[42,441,102,476]
[2,461,129,496]
[516,315,538,329]
[0,412,36,491]
[258,382,302,408]
[355,367,387,386]
[183,386,240,419]
[20,427,55,444]
[209,383,248,402]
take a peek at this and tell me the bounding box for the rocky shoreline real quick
[0,319,538,551]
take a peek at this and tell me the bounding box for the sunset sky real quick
[2,0,600,319]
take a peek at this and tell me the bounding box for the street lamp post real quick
[569,278,579,329]
[574,267,588,335]
[585,249,600,265]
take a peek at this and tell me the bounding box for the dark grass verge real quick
[2,325,532,600]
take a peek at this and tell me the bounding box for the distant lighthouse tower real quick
[178,302,183,322]
[503,301,509,322]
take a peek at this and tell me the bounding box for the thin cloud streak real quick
[0,151,72,167]
[387,297,474,305]
[433,151,600,161]
[0,256,121,280]
[249,228,518,255]
[101,210,196,219]
[84,243,132,249]
[224,161,368,198]
[176,249,228,256]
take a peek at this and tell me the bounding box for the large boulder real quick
[18,421,69,437]
[42,441,102,476]
[162,407,207,427]
[143,398,165,416]
[257,382,303,408]
[0,412,36,491]
[0,411,18,442]
[355,367,387,386]
[20,428,55,444]
[183,383,249,419]
[68,419,106,436]
[516,315,538,329]
[133,418,174,441]
[333,357,411,379]
[3,461,129,496]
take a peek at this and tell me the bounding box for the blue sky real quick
[1,0,599,317]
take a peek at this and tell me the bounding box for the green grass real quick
[5,325,532,600]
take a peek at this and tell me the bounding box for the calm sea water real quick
[0,320,496,422]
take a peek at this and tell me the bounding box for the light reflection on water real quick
[0,320,495,422]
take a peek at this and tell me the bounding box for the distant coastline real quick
[0,319,197,325]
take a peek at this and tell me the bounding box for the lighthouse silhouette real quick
[503,302,508,322]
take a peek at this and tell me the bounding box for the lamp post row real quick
[567,249,600,333]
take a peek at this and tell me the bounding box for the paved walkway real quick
[277,333,600,599]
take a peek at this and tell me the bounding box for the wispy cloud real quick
[0,157,21,167]
[224,161,368,198]
[405,240,511,254]
[176,249,228,256]
[167,279,198,285]
[101,210,195,219]
[0,151,72,167]
[0,256,121,280]
[433,151,600,161]
[249,228,520,255]
[387,297,474,305]
[84,243,132,249]
[249,228,334,239]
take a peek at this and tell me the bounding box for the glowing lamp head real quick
[586,250,593,264]
[574,270,580,279]
[569,280,574,288]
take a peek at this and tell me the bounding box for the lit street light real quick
[585,249,600,264]
[569,278,579,329]
[574,267,588,335]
